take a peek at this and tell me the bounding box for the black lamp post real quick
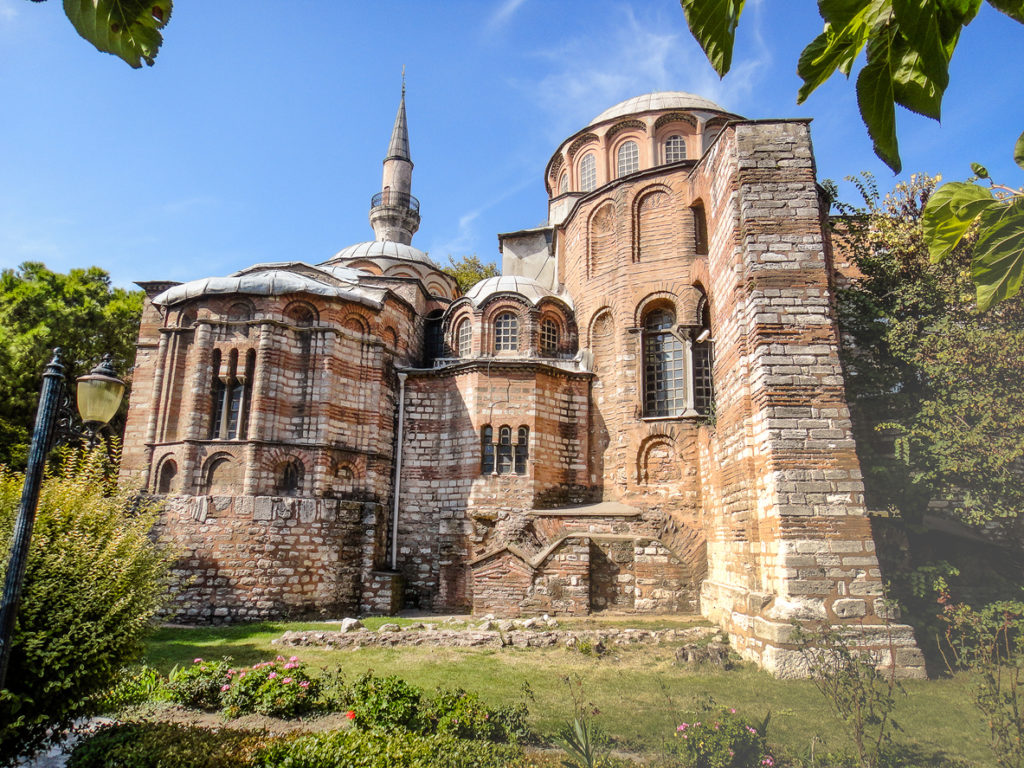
[0,349,126,690]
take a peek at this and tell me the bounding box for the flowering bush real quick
[166,658,233,711]
[349,672,423,731]
[668,709,772,768]
[221,656,320,718]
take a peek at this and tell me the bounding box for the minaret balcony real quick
[371,191,420,214]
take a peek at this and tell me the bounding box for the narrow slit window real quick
[540,318,559,356]
[497,426,513,474]
[481,426,494,474]
[514,427,529,474]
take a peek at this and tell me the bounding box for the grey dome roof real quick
[588,91,735,126]
[463,275,573,308]
[152,262,385,308]
[323,240,436,268]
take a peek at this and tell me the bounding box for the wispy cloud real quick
[515,3,771,139]
[485,0,528,32]
[0,0,18,21]
[429,175,536,259]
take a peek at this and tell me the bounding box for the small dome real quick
[463,275,573,308]
[322,240,436,268]
[588,91,736,126]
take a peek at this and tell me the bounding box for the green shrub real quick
[222,656,321,718]
[0,453,173,765]
[666,709,773,768]
[67,722,271,768]
[255,729,525,768]
[424,687,532,744]
[96,665,169,712]
[166,658,233,710]
[349,671,423,731]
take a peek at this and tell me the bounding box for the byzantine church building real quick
[120,88,924,677]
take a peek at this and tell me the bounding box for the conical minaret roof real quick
[385,80,410,163]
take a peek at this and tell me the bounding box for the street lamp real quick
[0,349,126,690]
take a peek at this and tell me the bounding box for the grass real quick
[142,619,994,766]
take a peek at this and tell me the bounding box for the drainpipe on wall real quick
[391,371,408,571]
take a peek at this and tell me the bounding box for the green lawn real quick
[143,620,994,766]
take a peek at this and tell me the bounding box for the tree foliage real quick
[31,0,173,68]
[443,254,499,294]
[680,0,1024,309]
[0,450,173,765]
[835,174,1024,526]
[0,263,143,468]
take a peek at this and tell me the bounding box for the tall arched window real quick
[209,348,253,439]
[457,318,472,357]
[540,318,559,356]
[579,153,597,193]
[277,459,304,496]
[497,426,514,474]
[693,300,714,416]
[617,140,639,177]
[665,135,687,162]
[559,172,569,195]
[481,426,494,474]
[157,459,177,494]
[643,308,686,417]
[494,312,518,352]
[691,200,709,255]
[515,427,529,474]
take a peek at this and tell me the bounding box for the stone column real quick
[140,330,169,490]
[243,323,275,495]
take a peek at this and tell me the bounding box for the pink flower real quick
[276,655,285,661]
[220,684,230,692]
[283,677,293,684]
[268,672,277,679]
[284,663,297,669]
[677,723,688,731]
[299,681,310,689]
[193,658,203,664]
[289,656,298,662]
[729,708,736,714]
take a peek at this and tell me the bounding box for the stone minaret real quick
[369,76,420,244]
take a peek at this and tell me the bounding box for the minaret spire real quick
[370,70,420,244]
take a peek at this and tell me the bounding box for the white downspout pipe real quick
[390,372,408,571]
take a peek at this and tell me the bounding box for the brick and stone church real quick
[121,89,923,676]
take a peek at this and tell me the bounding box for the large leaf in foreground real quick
[679,0,745,76]
[973,196,1024,311]
[63,0,172,68]
[922,181,995,263]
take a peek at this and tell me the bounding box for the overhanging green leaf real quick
[987,0,1024,24]
[62,0,172,69]
[890,42,943,119]
[856,34,901,173]
[680,0,746,76]
[892,0,950,85]
[797,21,871,103]
[922,181,994,262]
[1014,129,1024,170]
[818,0,874,28]
[973,196,1024,310]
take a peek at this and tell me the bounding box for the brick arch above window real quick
[283,301,318,327]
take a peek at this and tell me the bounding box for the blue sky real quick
[1,1,1021,289]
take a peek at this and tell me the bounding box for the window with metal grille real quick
[579,153,596,192]
[617,141,639,177]
[540,318,559,356]
[693,340,713,415]
[457,318,472,357]
[481,426,494,474]
[665,135,687,162]
[643,308,686,417]
[559,172,568,195]
[494,312,518,352]
[209,348,253,440]
[515,427,529,474]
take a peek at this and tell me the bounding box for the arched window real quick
[643,308,686,417]
[559,172,569,195]
[204,457,232,495]
[497,426,514,474]
[481,426,494,474]
[157,459,177,494]
[665,135,687,163]
[617,140,639,177]
[277,459,304,496]
[424,310,444,366]
[540,318,559,356]
[209,348,254,440]
[515,427,529,474]
[494,312,518,352]
[693,300,714,416]
[579,153,597,193]
[691,201,709,255]
[457,318,472,357]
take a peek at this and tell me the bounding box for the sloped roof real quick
[323,240,436,268]
[588,91,735,126]
[463,275,573,308]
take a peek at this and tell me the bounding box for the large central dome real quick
[588,91,734,126]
